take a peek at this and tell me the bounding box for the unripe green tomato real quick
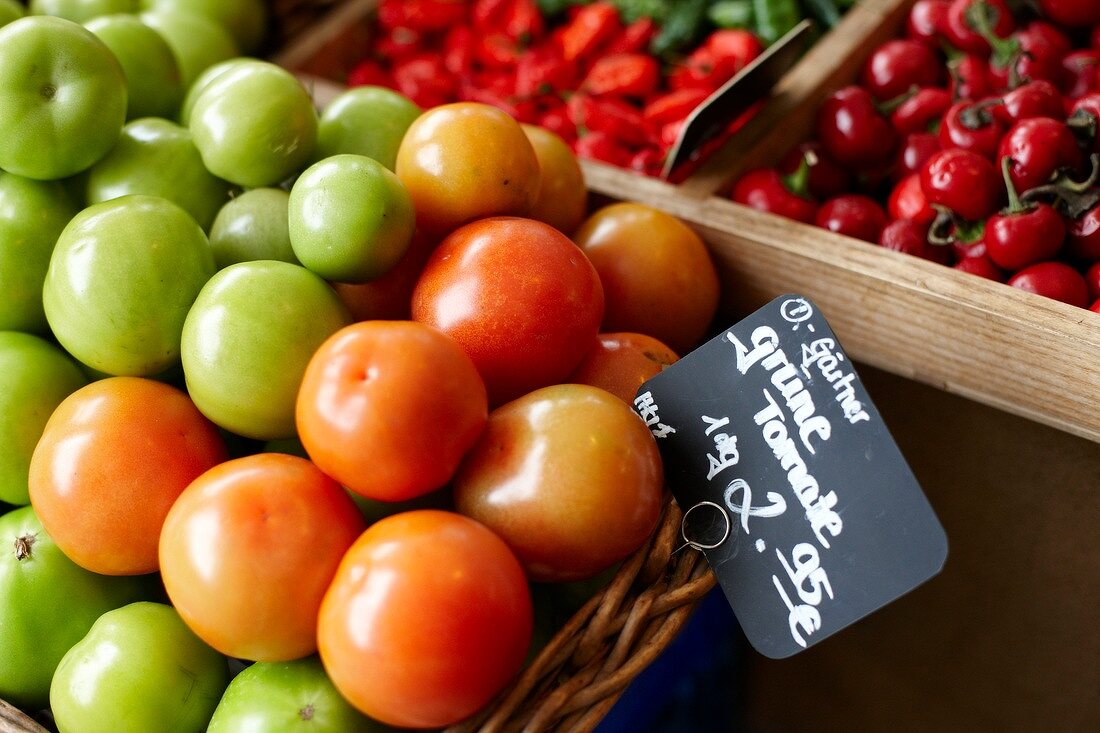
[0,16,127,180]
[51,602,229,733]
[209,188,297,269]
[190,61,318,188]
[86,118,231,230]
[178,58,262,127]
[0,0,24,27]
[141,0,266,53]
[0,172,79,333]
[43,195,216,376]
[139,8,238,89]
[315,86,421,172]
[0,506,152,708]
[289,155,415,283]
[84,14,182,120]
[0,333,87,505]
[29,0,135,23]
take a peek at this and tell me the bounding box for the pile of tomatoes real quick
[0,7,724,733]
[732,0,1100,311]
[346,0,765,175]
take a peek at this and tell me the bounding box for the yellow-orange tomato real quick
[159,453,364,662]
[454,384,664,582]
[521,124,587,235]
[296,320,488,502]
[395,102,539,234]
[318,510,532,729]
[574,203,720,354]
[570,332,679,404]
[28,377,226,575]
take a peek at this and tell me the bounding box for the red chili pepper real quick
[997,117,1082,193]
[889,173,937,225]
[378,0,467,33]
[879,219,952,264]
[954,253,1004,279]
[659,119,687,150]
[347,59,392,88]
[504,0,545,45]
[515,46,575,97]
[393,56,456,109]
[668,46,726,93]
[628,147,664,176]
[560,2,621,63]
[1008,261,1089,307]
[942,0,1015,56]
[642,89,709,128]
[1062,50,1100,100]
[582,53,659,98]
[573,130,632,166]
[568,94,649,146]
[1068,203,1100,260]
[906,0,950,44]
[896,132,942,178]
[920,148,1003,221]
[992,80,1065,125]
[704,29,764,79]
[814,195,888,242]
[476,33,523,69]
[861,40,944,102]
[891,87,952,135]
[732,162,818,224]
[539,106,577,141]
[985,157,1066,270]
[605,18,657,55]
[443,27,475,77]
[938,99,1004,159]
[816,86,898,170]
[778,141,852,200]
[947,54,992,101]
[473,0,512,31]
[376,27,424,63]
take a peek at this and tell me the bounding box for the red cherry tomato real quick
[948,54,992,100]
[891,87,952,135]
[993,80,1066,125]
[29,378,226,575]
[732,168,818,223]
[778,141,852,199]
[1037,0,1100,28]
[879,219,952,265]
[1086,262,1100,300]
[954,253,1005,280]
[896,132,942,178]
[1002,23,1072,89]
[454,384,663,582]
[938,100,1005,160]
[412,217,604,405]
[1062,50,1100,100]
[297,321,488,502]
[997,118,1082,193]
[1067,204,1100,260]
[889,173,937,225]
[159,454,364,661]
[816,86,897,170]
[986,203,1065,270]
[814,195,888,243]
[942,0,1015,55]
[921,148,1003,222]
[861,40,944,101]
[1008,261,1089,307]
[907,0,950,43]
[318,510,533,729]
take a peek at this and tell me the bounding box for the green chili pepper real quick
[708,0,755,29]
[752,0,801,44]
[611,0,673,24]
[651,0,709,56]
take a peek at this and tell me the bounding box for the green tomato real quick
[208,657,384,733]
[177,57,261,127]
[289,154,415,283]
[43,195,216,376]
[84,14,183,120]
[0,506,151,708]
[51,602,229,733]
[0,172,79,333]
[0,0,24,28]
[139,8,238,89]
[29,0,135,23]
[0,333,87,505]
[316,86,421,172]
[0,16,126,180]
[181,261,350,439]
[190,61,318,188]
[209,188,298,269]
[141,0,265,53]
[86,118,232,230]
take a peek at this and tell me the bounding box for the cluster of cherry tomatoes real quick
[732,0,1100,311]
[347,0,765,176]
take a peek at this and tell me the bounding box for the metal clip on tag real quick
[675,500,732,554]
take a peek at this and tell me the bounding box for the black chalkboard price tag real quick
[634,295,948,659]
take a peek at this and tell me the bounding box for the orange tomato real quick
[569,332,679,404]
[573,203,720,354]
[395,102,539,234]
[318,510,532,729]
[296,320,488,502]
[28,377,225,575]
[159,453,364,661]
[521,124,587,235]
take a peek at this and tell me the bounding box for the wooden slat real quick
[271,0,379,80]
[579,165,1100,444]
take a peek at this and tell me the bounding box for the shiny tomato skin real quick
[296,321,488,502]
[317,510,532,729]
[454,384,664,582]
[331,230,437,322]
[412,217,604,405]
[395,102,539,234]
[159,454,364,662]
[569,332,679,405]
[29,377,226,575]
[573,203,719,355]
[521,123,587,235]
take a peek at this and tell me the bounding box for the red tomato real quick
[159,454,364,661]
[569,332,679,405]
[296,321,488,502]
[454,384,664,582]
[318,510,532,728]
[331,231,438,322]
[28,378,225,575]
[412,217,604,405]
[573,203,720,355]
